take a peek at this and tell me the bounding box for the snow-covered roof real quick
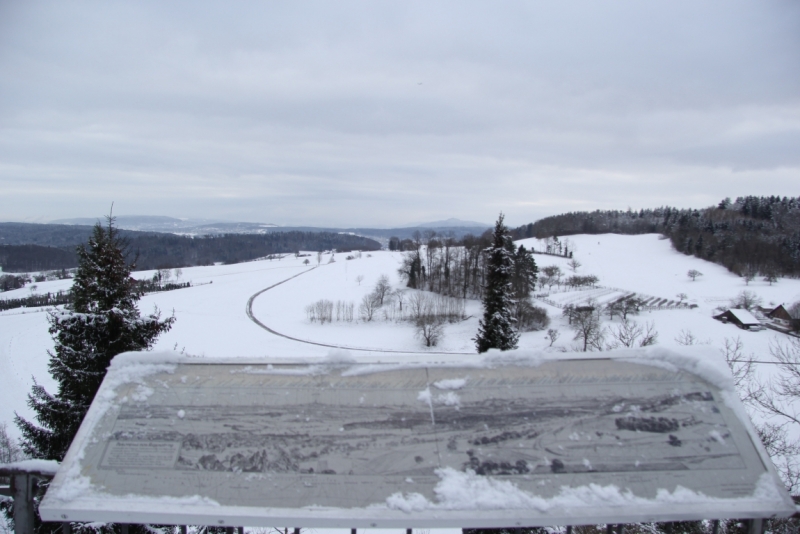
[728,308,761,325]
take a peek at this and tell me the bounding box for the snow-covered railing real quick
[0,460,59,534]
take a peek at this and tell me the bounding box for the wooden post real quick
[747,518,764,534]
[12,473,36,534]
[711,520,720,534]
[565,527,573,534]
[62,523,72,534]
[120,524,129,534]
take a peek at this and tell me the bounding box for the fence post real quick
[747,518,764,534]
[12,473,36,534]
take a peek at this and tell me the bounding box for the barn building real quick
[713,308,764,331]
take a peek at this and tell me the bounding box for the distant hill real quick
[511,195,800,278]
[414,218,490,228]
[50,215,231,233]
[0,223,381,273]
[0,244,77,272]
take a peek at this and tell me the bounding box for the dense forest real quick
[512,195,800,278]
[0,245,77,272]
[0,229,380,273]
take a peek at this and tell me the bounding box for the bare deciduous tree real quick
[359,294,380,322]
[721,337,755,396]
[687,269,703,281]
[747,338,800,493]
[373,275,392,305]
[741,264,758,285]
[415,315,445,347]
[730,290,762,311]
[0,422,23,464]
[567,258,581,273]
[355,275,364,286]
[546,328,560,347]
[608,318,658,348]
[674,329,698,346]
[570,304,604,352]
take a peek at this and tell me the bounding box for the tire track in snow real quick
[245,267,475,355]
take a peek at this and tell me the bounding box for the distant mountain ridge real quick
[50,215,238,233]
[413,218,490,228]
[48,215,487,235]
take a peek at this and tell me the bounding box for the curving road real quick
[245,267,474,355]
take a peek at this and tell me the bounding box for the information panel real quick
[39,354,795,528]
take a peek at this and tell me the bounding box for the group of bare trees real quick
[305,299,355,323]
[397,228,548,341]
[304,273,467,347]
[563,300,658,352]
[397,232,493,299]
[537,265,599,293]
[720,335,800,501]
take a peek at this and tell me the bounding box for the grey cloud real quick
[1,1,798,227]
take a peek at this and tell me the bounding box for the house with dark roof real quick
[768,305,793,326]
[766,304,800,332]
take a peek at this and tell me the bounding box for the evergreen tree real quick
[511,244,538,300]
[474,214,519,353]
[16,217,175,462]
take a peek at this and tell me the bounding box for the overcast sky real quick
[1,1,798,228]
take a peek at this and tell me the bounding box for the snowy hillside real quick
[2,234,800,441]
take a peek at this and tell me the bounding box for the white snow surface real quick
[382,468,787,513]
[433,377,468,390]
[0,459,60,475]
[2,234,798,455]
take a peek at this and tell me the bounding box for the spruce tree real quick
[511,244,538,300]
[475,213,519,353]
[16,217,175,461]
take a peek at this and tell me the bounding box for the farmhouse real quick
[765,304,800,332]
[768,304,793,326]
[713,308,764,331]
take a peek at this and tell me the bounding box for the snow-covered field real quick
[3,233,800,443]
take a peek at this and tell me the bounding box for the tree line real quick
[395,219,548,340]
[0,231,381,272]
[512,195,800,278]
[395,230,538,301]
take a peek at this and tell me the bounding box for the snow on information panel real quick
[39,349,795,528]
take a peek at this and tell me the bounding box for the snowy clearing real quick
[2,234,800,445]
